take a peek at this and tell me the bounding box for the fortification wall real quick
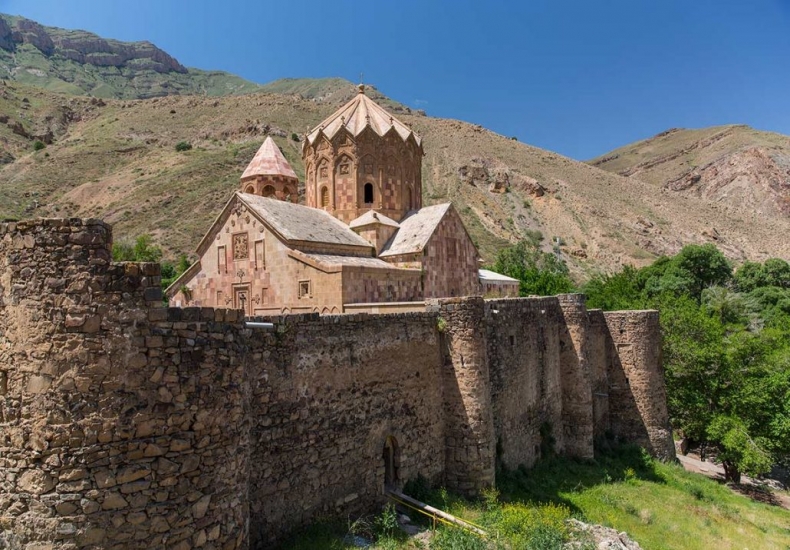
[435,298,496,495]
[603,311,675,460]
[244,312,445,546]
[0,220,249,550]
[588,310,613,442]
[484,297,563,470]
[0,218,675,548]
[557,294,595,459]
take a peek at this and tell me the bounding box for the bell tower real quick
[302,85,424,224]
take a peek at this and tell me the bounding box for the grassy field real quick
[281,446,790,550]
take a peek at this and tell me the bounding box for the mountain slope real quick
[2,81,790,279]
[259,77,420,114]
[0,14,260,98]
[590,125,790,220]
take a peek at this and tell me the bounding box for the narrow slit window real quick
[218,245,227,273]
[254,239,265,269]
[364,183,374,204]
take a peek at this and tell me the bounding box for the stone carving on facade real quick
[233,233,248,261]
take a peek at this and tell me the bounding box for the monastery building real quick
[166,85,518,314]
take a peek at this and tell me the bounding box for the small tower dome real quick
[240,137,299,203]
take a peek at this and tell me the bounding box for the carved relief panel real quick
[233,233,249,261]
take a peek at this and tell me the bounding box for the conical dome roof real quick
[241,137,298,181]
[306,85,421,147]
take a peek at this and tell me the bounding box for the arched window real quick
[364,183,374,204]
[321,186,329,208]
[406,186,413,210]
[245,185,255,194]
[284,187,295,202]
[262,185,276,198]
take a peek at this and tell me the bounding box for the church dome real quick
[304,85,422,148]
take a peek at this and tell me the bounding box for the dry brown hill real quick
[2,81,789,280]
[590,125,790,231]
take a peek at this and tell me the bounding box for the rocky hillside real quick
[0,14,259,98]
[590,125,790,222]
[3,79,790,279]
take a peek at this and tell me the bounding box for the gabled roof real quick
[479,269,519,283]
[306,85,422,147]
[348,210,400,230]
[241,137,298,181]
[237,193,372,249]
[379,203,452,257]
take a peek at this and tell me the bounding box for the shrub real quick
[291,132,301,142]
[33,140,45,151]
[175,141,192,152]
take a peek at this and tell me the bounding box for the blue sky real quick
[3,0,790,159]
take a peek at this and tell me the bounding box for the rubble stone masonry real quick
[0,219,675,549]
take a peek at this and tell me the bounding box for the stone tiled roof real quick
[238,193,372,249]
[302,253,406,269]
[479,269,519,283]
[379,203,452,257]
[241,137,297,181]
[348,210,401,229]
[306,86,422,147]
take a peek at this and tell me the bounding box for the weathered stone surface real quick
[0,218,672,549]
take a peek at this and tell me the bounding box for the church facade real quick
[166,86,518,314]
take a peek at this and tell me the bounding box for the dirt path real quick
[678,454,790,510]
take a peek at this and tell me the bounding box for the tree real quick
[490,236,574,296]
[175,141,192,152]
[112,234,163,263]
[585,244,790,482]
[584,265,643,311]
[735,258,790,292]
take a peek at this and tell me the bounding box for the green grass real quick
[497,446,790,550]
[282,446,790,550]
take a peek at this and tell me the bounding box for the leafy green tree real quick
[735,258,790,292]
[584,265,644,311]
[490,236,574,296]
[112,234,162,262]
[584,244,790,482]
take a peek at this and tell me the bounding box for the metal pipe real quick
[245,321,275,330]
[386,490,488,537]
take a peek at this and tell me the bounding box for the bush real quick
[175,141,192,152]
[33,140,46,151]
[291,132,300,142]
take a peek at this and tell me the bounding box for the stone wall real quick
[603,311,675,460]
[484,298,564,469]
[245,312,445,546]
[0,218,674,549]
[0,219,249,549]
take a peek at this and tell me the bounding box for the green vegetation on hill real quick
[487,233,574,296]
[282,446,790,549]
[0,13,260,99]
[584,245,790,482]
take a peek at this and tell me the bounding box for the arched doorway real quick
[382,436,400,489]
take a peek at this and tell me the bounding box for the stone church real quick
[166,85,518,314]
